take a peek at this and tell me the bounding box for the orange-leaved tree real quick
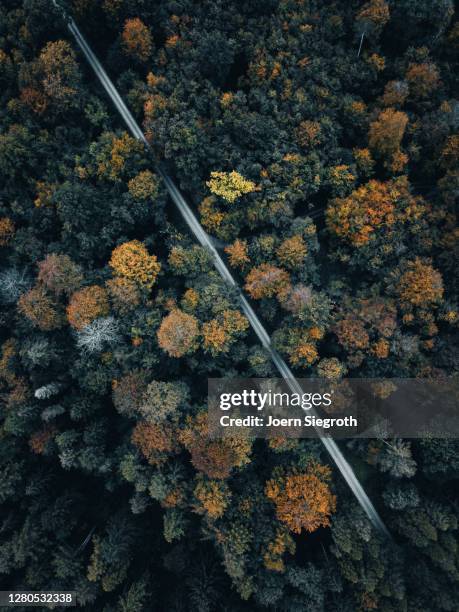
[245,264,290,299]
[396,258,444,309]
[109,240,160,290]
[326,179,400,246]
[193,478,232,519]
[224,239,250,269]
[265,463,336,534]
[157,309,199,358]
[131,421,178,466]
[277,235,308,269]
[122,18,153,62]
[355,0,390,38]
[17,286,64,331]
[67,285,109,330]
[105,277,141,314]
[202,309,249,355]
[406,62,440,99]
[38,40,81,106]
[368,108,408,158]
[179,412,252,479]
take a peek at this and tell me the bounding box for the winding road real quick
[53,3,391,539]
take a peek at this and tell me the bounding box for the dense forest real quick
[0,0,458,610]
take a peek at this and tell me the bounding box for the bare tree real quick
[76,317,120,353]
[0,268,30,304]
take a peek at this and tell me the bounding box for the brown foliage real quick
[265,464,336,534]
[296,120,321,148]
[245,264,290,300]
[225,239,250,268]
[112,370,149,417]
[34,181,56,208]
[0,217,15,246]
[326,179,400,246]
[334,317,370,351]
[179,412,251,479]
[194,479,231,519]
[368,108,408,158]
[277,235,307,269]
[106,277,141,314]
[18,286,63,331]
[356,0,390,31]
[122,18,153,61]
[39,40,80,103]
[440,135,459,170]
[37,253,83,296]
[382,80,409,107]
[29,426,56,455]
[67,285,109,330]
[406,62,440,98]
[131,421,178,466]
[202,310,249,355]
[20,87,48,114]
[0,339,16,385]
[157,309,199,357]
[397,258,444,308]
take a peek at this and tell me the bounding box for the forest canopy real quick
[0,0,458,610]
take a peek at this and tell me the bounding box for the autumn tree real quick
[17,286,63,331]
[202,309,249,355]
[179,412,251,479]
[245,264,290,300]
[276,235,307,270]
[355,0,390,39]
[225,239,250,269]
[272,326,320,368]
[122,18,153,62]
[157,309,199,357]
[382,80,409,107]
[112,370,149,418]
[29,426,56,455]
[262,530,295,573]
[395,258,444,309]
[206,171,257,203]
[296,120,321,148]
[334,317,370,352]
[131,421,178,466]
[38,40,81,107]
[91,132,146,182]
[34,181,57,208]
[406,62,440,98]
[326,179,399,246]
[109,240,161,290]
[127,170,159,200]
[37,254,83,296]
[265,464,336,534]
[317,357,347,380]
[193,478,231,519]
[368,108,408,158]
[67,285,110,330]
[0,217,15,246]
[105,277,141,314]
